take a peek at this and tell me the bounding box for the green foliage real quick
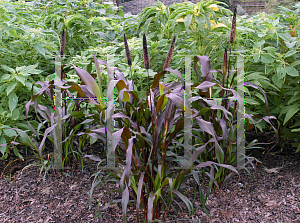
[137,0,232,57]
[233,3,300,149]
[0,0,125,159]
[0,64,43,159]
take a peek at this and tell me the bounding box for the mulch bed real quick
[1,128,300,222]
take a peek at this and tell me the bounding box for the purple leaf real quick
[147,191,155,223]
[122,186,130,222]
[84,155,102,162]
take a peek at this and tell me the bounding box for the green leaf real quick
[1,74,12,81]
[255,40,265,48]
[7,81,17,95]
[244,97,260,105]
[295,144,300,153]
[3,128,17,137]
[253,53,260,62]
[13,146,24,160]
[17,64,42,75]
[283,105,299,126]
[15,75,26,86]
[14,128,38,150]
[11,108,19,120]
[0,136,6,155]
[284,50,297,58]
[184,14,193,33]
[291,128,300,132]
[290,61,300,67]
[9,29,17,37]
[0,83,7,94]
[285,41,296,49]
[285,66,299,77]
[33,43,46,57]
[272,72,284,88]
[288,94,300,105]
[260,54,273,63]
[8,92,18,112]
[0,65,15,73]
[276,66,286,79]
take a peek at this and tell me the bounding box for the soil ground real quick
[0,128,300,222]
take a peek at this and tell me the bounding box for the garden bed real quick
[1,129,299,222]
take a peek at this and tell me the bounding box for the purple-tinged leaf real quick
[125,137,134,184]
[70,64,101,99]
[98,60,114,79]
[112,127,132,151]
[84,155,102,162]
[194,56,212,80]
[165,92,184,111]
[194,81,216,90]
[136,172,145,215]
[113,113,138,130]
[167,119,184,147]
[151,71,165,89]
[165,67,183,82]
[115,69,127,83]
[147,89,156,118]
[107,80,118,101]
[91,127,106,136]
[217,118,229,142]
[147,191,155,223]
[38,124,57,157]
[195,117,216,137]
[122,186,130,222]
[189,138,215,163]
[172,189,193,216]
[203,99,233,120]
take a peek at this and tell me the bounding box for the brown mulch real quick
[0,129,300,222]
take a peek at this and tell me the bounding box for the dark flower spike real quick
[123,33,132,67]
[143,34,150,70]
[60,29,66,81]
[163,36,176,71]
[60,29,65,57]
[222,48,228,77]
[230,7,237,44]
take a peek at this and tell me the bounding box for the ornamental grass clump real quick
[8,23,278,222]
[84,34,277,221]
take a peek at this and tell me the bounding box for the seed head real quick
[230,7,237,44]
[123,33,132,67]
[163,36,176,70]
[143,34,150,70]
[60,29,65,56]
